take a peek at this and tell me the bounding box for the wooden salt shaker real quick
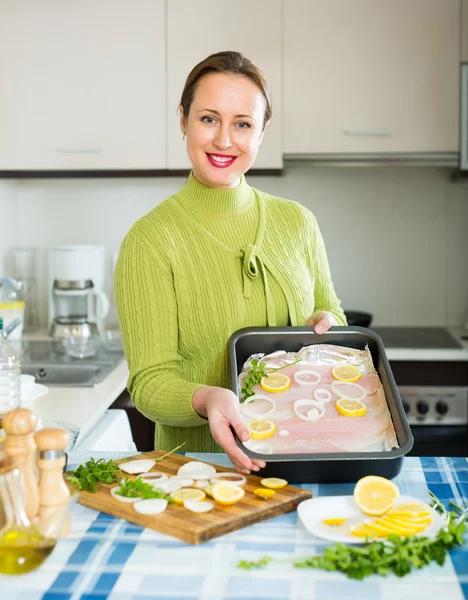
[34,427,70,537]
[2,408,39,520]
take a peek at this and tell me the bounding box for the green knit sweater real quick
[114,173,346,452]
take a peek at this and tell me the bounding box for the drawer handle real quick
[343,129,392,137]
[56,147,102,153]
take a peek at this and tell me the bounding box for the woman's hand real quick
[306,310,338,334]
[192,386,266,474]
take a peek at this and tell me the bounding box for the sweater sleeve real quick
[308,214,347,327]
[114,229,207,427]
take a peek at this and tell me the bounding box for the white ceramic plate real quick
[21,383,49,407]
[297,494,445,544]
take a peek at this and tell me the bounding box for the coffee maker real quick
[48,245,110,338]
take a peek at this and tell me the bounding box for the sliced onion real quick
[210,473,247,487]
[240,394,276,419]
[138,472,168,484]
[184,500,214,513]
[169,476,194,487]
[278,430,290,436]
[119,459,156,475]
[194,480,210,489]
[110,486,139,503]
[134,498,168,515]
[330,381,366,402]
[314,388,332,403]
[293,370,322,386]
[177,461,217,480]
[294,399,325,422]
[157,480,182,493]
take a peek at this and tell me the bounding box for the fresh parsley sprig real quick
[66,458,121,493]
[240,357,303,402]
[238,493,468,579]
[115,476,174,503]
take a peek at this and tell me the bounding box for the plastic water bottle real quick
[0,318,21,423]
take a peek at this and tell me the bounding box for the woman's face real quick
[180,73,268,190]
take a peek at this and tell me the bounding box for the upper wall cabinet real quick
[0,0,166,170]
[166,0,283,170]
[284,0,460,155]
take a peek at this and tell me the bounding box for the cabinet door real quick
[0,0,166,170]
[166,1,282,169]
[284,0,460,154]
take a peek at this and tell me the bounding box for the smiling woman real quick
[114,51,347,474]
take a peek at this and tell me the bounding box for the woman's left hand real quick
[306,310,337,335]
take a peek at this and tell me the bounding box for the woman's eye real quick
[236,122,251,129]
[201,116,216,124]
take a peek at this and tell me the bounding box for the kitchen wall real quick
[3,165,468,328]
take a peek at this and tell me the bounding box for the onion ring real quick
[241,394,276,419]
[293,369,322,386]
[330,381,366,402]
[314,388,332,403]
[293,399,326,422]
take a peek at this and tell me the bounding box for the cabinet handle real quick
[56,147,102,153]
[343,129,392,137]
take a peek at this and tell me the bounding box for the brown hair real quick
[179,51,272,129]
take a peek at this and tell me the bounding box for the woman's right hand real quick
[192,386,266,474]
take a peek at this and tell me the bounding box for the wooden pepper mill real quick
[34,427,70,537]
[2,408,39,520]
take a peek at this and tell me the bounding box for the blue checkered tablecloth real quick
[1,453,467,600]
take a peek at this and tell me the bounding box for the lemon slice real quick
[387,513,432,525]
[363,520,396,536]
[322,518,348,526]
[354,476,399,516]
[260,373,291,393]
[204,484,216,498]
[248,419,277,440]
[211,483,245,506]
[260,477,288,489]
[331,365,361,382]
[170,488,206,504]
[254,488,276,500]
[392,502,431,514]
[335,398,367,417]
[350,524,381,539]
[378,517,427,535]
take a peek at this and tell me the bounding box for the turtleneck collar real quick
[177,172,253,215]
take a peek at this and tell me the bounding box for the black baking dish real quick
[229,326,414,483]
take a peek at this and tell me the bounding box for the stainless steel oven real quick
[372,327,468,457]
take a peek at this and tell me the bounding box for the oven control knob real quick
[402,401,410,415]
[417,401,429,415]
[436,401,448,415]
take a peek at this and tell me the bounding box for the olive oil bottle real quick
[0,457,55,575]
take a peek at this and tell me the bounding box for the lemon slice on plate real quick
[260,477,288,489]
[248,419,277,440]
[331,365,361,382]
[322,517,348,526]
[354,475,399,516]
[260,373,291,393]
[211,483,245,506]
[335,398,367,417]
[170,488,206,504]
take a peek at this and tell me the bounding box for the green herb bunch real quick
[116,477,174,503]
[240,357,303,402]
[66,458,121,493]
[238,492,468,580]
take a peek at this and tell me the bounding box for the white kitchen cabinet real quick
[284,0,460,155]
[166,1,282,170]
[0,0,166,170]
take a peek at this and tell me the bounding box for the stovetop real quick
[371,327,464,350]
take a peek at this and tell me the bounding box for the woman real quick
[115,51,346,474]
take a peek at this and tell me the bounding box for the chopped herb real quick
[66,458,121,493]
[240,357,302,402]
[238,492,468,579]
[116,476,174,503]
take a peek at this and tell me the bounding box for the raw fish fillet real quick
[238,344,399,455]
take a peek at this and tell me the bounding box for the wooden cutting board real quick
[72,450,312,544]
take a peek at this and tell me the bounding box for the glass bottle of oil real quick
[0,457,56,575]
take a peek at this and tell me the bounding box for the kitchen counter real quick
[383,328,468,362]
[1,453,466,600]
